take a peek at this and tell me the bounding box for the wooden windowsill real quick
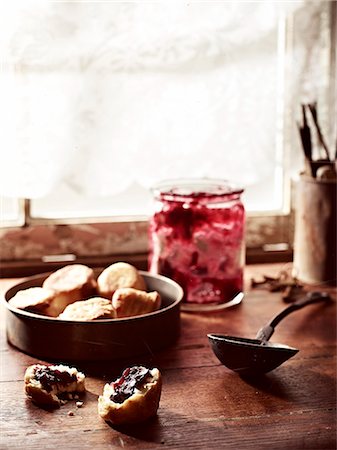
[0,249,293,278]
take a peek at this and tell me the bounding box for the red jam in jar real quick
[149,179,245,311]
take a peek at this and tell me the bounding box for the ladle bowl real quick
[208,291,330,376]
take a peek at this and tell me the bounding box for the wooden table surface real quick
[0,264,336,449]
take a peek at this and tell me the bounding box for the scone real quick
[98,366,162,425]
[42,264,97,316]
[97,262,146,299]
[58,297,116,321]
[112,288,161,318]
[8,287,58,316]
[24,364,85,408]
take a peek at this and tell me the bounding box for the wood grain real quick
[0,264,336,449]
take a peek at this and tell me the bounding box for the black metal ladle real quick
[207,291,330,376]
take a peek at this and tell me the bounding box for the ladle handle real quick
[255,291,330,342]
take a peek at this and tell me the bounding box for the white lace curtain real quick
[0,1,324,198]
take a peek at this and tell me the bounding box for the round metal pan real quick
[3,270,183,362]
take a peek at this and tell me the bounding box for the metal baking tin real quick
[3,270,183,362]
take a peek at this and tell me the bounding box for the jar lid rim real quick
[151,178,244,197]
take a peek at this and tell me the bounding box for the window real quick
[0,1,336,274]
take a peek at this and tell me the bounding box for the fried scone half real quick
[42,264,97,316]
[98,366,162,425]
[112,288,161,318]
[8,287,57,316]
[58,297,116,321]
[24,364,85,408]
[97,262,146,299]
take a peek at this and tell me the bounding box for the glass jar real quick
[148,179,245,311]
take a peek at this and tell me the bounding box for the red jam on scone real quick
[98,366,162,425]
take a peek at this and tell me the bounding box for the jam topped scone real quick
[8,287,58,316]
[58,297,116,321]
[97,262,146,299]
[42,264,97,316]
[98,366,162,425]
[25,364,85,408]
[112,288,161,318]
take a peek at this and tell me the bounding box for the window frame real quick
[0,3,336,277]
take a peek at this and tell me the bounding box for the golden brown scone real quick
[42,264,97,316]
[8,287,57,315]
[97,262,146,299]
[24,364,85,408]
[98,366,162,425]
[58,297,116,321]
[112,288,161,318]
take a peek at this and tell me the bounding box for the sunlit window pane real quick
[0,197,21,224]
